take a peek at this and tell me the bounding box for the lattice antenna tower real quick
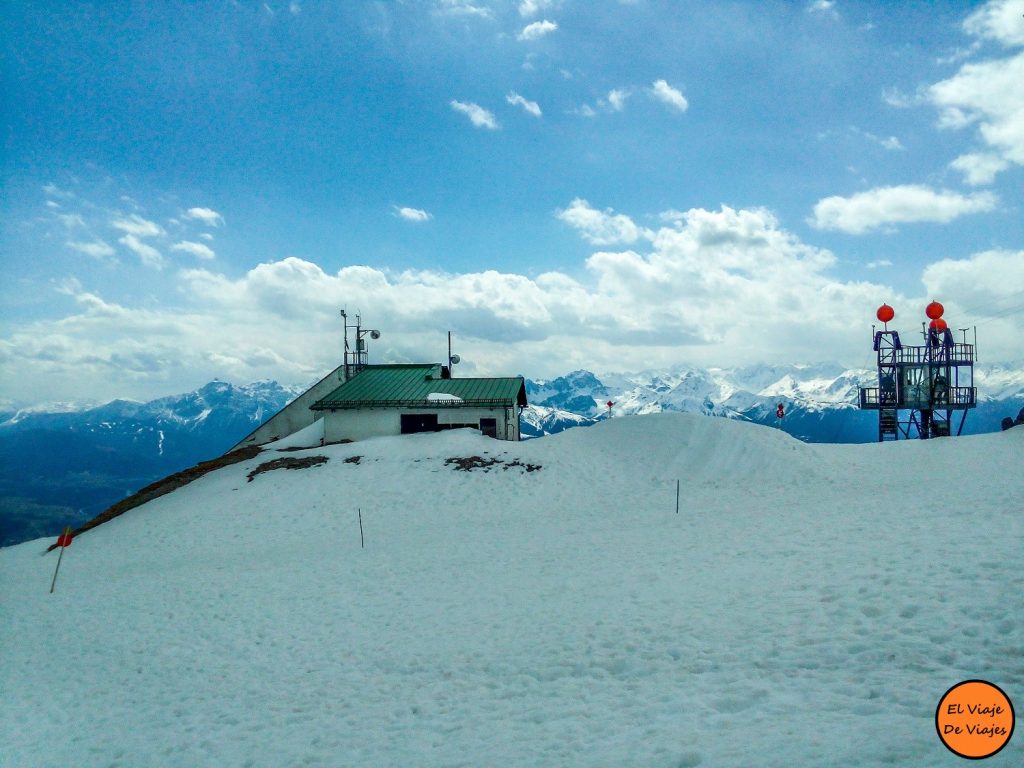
[858,301,977,440]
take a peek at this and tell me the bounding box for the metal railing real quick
[859,386,977,409]
[891,344,974,365]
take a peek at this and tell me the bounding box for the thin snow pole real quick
[675,480,680,514]
[50,528,70,594]
[358,508,364,549]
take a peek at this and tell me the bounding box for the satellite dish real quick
[370,329,381,339]
[450,354,461,364]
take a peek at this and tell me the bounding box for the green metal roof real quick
[311,364,528,410]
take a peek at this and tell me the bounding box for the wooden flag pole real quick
[50,527,71,594]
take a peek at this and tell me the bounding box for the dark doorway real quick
[479,417,497,438]
[401,414,439,434]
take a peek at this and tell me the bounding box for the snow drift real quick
[1,414,1021,767]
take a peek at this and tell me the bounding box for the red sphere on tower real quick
[876,304,895,323]
[929,318,948,331]
[925,301,944,319]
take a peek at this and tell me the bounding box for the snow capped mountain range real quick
[0,380,303,546]
[522,362,1024,439]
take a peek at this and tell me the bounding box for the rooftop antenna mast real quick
[447,331,461,378]
[340,309,381,379]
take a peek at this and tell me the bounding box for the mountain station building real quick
[231,363,527,450]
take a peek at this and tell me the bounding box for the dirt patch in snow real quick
[445,456,542,473]
[247,455,329,482]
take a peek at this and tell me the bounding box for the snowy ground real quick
[2,414,1021,767]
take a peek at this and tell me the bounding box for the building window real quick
[401,414,439,434]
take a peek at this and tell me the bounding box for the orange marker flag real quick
[50,526,73,594]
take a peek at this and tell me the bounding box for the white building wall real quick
[230,364,348,452]
[322,405,521,442]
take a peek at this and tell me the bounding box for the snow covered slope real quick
[2,415,1022,767]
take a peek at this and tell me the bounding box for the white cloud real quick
[922,249,1024,312]
[450,100,500,129]
[877,135,904,151]
[607,89,629,112]
[810,185,998,234]
[42,183,74,200]
[506,91,542,117]
[171,241,216,260]
[518,0,555,17]
[289,1,301,15]
[9,204,1023,403]
[649,79,689,112]
[928,50,1024,184]
[200,233,214,241]
[435,0,491,18]
[963,0,1024,47]
[67,240,117,261]
[557,199,649,246]
[949,152,1011,185]
[119,234,165,269]
[881,87,917,108]
[808,0,838,17]
[866,259,892,269]
[518,20,557,40]
[576,104,598,118]
[396,206,433,223]
[111,214,165,238]
[184,207,225,226]
[57,213,86,229]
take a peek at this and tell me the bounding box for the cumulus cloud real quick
[184,207,225,226]
[450,100,499,129]
[518,20,557,40]
[557,199,649,245]
[8,202,1021,403]
[171,241,216,260]
[925,2,1024,184]
[924,247,1024,298]
[111,214,164,238]
[395,206,433,223]
[866,259,893,269]
[929,51,1024,184]
[506,91,542,117]
[810,185,998,234]
[119,234,165,269]
[649,79,688,112]
[963,0,1024,47]
[67,240,117,261]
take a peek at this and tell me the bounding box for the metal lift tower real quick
[858,301,977,441]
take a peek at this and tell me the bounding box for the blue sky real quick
[2,0,1023,404]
